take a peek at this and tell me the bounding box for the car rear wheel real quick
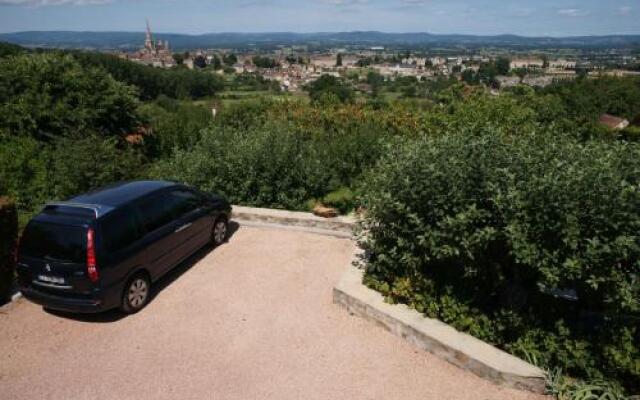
[212,217,228,246]
[121,273,150,314]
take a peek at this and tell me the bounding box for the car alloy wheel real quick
[213,219,228,245]
[127,278,148,309]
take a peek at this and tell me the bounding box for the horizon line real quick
[2,30,640,39]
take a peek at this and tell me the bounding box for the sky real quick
[0,0,638,36]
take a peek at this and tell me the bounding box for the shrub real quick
[359,129,640,394]
[151,100,399,211]
[0,53,140,140]
[138,99,212,157]
[322,187,356,214]
[0,134,145,227]
[150,122,333,210]
[0,197,18,303]
[305,75,355,104]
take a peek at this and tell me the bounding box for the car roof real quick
[69,181,178,208]
[29,181,182,225]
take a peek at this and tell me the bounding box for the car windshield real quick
[20,222,86,264]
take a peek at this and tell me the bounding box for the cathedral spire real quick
[144,18,154,52]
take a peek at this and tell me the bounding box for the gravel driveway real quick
[0,223,546,400]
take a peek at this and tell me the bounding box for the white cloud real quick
[319,0,368,5]
[0,0,112,5]
[400,0,429,4]
[557,8,590,17]
[618,6,632,16]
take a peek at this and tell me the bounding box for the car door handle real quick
[175,223,192,233]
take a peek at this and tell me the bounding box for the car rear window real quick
[20,222,86,263]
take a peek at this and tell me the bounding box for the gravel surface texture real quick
[0,223,547,400]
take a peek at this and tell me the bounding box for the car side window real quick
[101,207,142,253]
[167,190,201,219]
[137,192,177,233]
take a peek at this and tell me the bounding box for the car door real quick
[166,189,211,264]
[98,206,145,289]
[135,192,183,280]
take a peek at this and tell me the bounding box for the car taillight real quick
[87,228,99,282]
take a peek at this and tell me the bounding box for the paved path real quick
[0,224,546,400]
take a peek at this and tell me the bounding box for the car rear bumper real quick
[19,284,121,314]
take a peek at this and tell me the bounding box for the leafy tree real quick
[172,53,184,65]
[193,55,207,69]
[70,50,224,100]
[0,42,25,58]
[336,53,343,67]
[543,77,640,121]
[211,55,222,70]
[305,75,354,104]
[496,57,511,75]
[478,62,499,85]
[223,53,238,66]
[252,56,279,69]
[366,71,384,97]
[0,53,140,140]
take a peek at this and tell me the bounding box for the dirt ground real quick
[0,223,546,400]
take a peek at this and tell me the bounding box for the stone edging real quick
[232,205,355,235]
[333,262,547,394]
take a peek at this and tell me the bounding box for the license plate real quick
[37,275,65,284]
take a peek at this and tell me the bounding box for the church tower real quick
[144,19,155,53]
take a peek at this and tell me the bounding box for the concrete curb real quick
[233,205,355,236]
[333,264,547,394]
[238,220,353,239]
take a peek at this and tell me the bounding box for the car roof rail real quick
[44,202,114,219]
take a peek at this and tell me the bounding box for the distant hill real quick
[2,31,640,50]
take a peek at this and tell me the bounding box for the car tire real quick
[121,273,151,314]
[212,217,228,247]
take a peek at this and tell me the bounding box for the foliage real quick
[150,122,330,210]
[322,187,356,214]
[70,50,225,100]
[0,134,145,227]
[252,55,279,69]
[618,125,640,142]
[358,124,640,394]
[0,53,140,140]
[546,368,628,400]
[496,57,511,75]
[543,77,640,122]
[223,53,237,66]
[138,95,213,157]
[0,196,18,303]
[0,41,26,58]
[151,99,402,210]
[229,72,280,91]
[305,75,355,104]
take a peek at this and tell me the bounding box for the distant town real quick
[116,21,640,93]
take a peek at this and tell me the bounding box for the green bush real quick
[150,122,332,210]
[359,129,640,394]
[322,187,356,214]
[0,197,18,303]
[0,134,145,227]
[0,53,140,140]
[151,101,396,211]
[138,98,213,157]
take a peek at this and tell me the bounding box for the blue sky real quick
[0,0,638,36]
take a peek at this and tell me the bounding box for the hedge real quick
[0,196,18,303]
[359,130,640,395]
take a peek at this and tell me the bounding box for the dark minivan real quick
[16,181,232,314]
